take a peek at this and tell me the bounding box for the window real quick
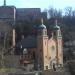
[51,46,55,50]
[46,66,48,69]
[45,56,47,58]
[49,57,51,59]
[45,31,47,35]
[45,41,46,45]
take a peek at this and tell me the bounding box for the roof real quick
[17,8,40,12]
[38,24,46,29]
[54,25,60,30]
[0,6,16,9]
[16,36,37,48]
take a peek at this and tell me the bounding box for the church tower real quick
[37,18,49,70]
[53,20,63,67]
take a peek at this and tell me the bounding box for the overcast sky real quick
[0,0,75,10]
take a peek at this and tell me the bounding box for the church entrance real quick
[50,59,56,70]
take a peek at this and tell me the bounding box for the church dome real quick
[54,25,60,30]
[53,20,60,30]
[38,18,46,29]
[38,24,46,29]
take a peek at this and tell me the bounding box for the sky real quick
[0,0,75,11]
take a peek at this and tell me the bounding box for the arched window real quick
[51,45,55,51]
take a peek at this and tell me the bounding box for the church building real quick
[0,0,63,70]
[17,19,63,70]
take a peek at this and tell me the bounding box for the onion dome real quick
[38,24,46,29]
[54,20,60,30]
[38,18,46,29]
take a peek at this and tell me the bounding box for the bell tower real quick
[36,18,49,70]
[54,20,63,67]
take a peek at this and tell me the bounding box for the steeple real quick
[55,19,57,25]
[38,18,46,29]
[55,19,58,27]
[54,19,60,30]
[38,18,47,36]
[4,0,6,6]
[41,18,43,25]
